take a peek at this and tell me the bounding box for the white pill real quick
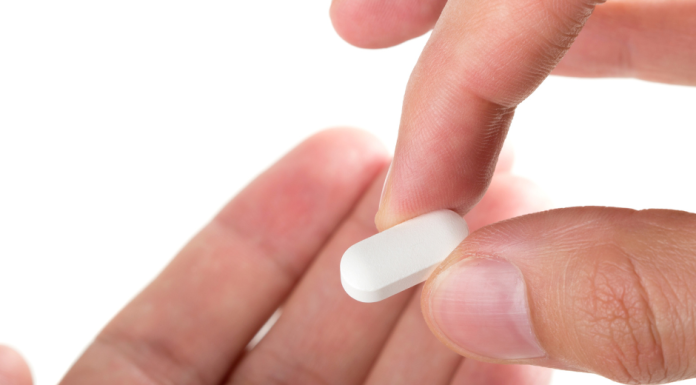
[340,210,468,303]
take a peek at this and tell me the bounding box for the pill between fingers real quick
[340,210,469,303]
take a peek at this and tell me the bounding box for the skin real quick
[329,0,696,382]
[421,207,696,383]
[0,346,32,385]
[3,0,694,381]
[330,0,696,230]
[0,128,543,385]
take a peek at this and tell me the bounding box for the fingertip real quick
[329,0,402,49]
[420,175,552,348]
[0,345,33,385]
[329,0,380,48]
[330,0,444,49]
[424,257,546,361]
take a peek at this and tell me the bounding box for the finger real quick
[331,0,696,86]
[451,360,552,385]
[376,0,603,231]
[230,166,419,384]
[364,286,462,385]
[553,0,696,86]
[494,145,514,174]
[423,207,696,384]
[364,172,550,385]
[329,0,446,48]
[0,345,32,385]
[60,128,389,385]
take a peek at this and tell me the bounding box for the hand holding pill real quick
[2,0,694,382]
[341,210,468,303]
[329,0,696,383]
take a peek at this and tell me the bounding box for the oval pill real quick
[340,210,469,303]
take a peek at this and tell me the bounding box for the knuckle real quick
[568,245,668,384]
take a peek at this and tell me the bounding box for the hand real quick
[330,1,696,383]
[54,129,551,385]
[329,0,696,229]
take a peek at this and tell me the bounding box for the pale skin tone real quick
[2,0,695,383]
[0,129,552,385]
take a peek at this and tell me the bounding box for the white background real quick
[1,1,695,384]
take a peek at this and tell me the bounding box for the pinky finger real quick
[0,345,32,385]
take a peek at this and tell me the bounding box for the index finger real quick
[376,0,601,229]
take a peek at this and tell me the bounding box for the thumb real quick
[422,207,696,384]
[0,345,32,385]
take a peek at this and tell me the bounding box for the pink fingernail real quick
[429,258,545,360]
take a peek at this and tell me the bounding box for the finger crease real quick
[94,331,208,385]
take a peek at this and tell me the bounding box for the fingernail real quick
[429,258,545,360]
[378,161,393,209]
